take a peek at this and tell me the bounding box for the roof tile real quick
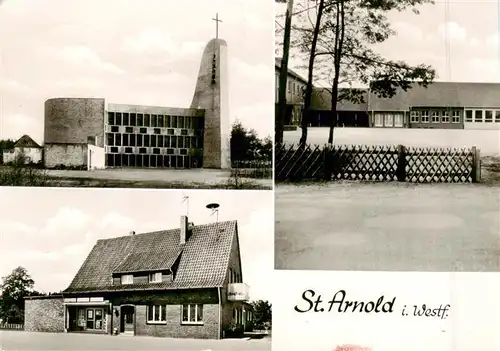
[64,220,237,293]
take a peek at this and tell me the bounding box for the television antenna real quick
[181,194,190,217]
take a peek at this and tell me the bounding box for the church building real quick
[43,31,230,170]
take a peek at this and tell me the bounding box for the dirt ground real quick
[275,181,500,271]
[0,167,272,189]
[0,331,271,351]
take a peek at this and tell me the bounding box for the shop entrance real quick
[120,306,135,334]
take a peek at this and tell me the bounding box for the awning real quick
[64,301,110,307]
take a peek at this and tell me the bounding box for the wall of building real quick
[88,144,105,170]
[409,108,464,129]
[110,289,220,339]
[44,98,105,145]
[132,303,219,339]
[464,108,500,129]
[105,105,205,169]
[220,230,246,330]
[25,298,65,333]
[3,148,42,164]
[275,67,306,105]
[370,112,408,128]
[190,39,230,169]
[44,143,87,168]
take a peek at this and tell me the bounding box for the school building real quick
[278,63,500,130]
[24,217,252,339]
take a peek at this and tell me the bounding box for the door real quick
[120,306,135,334]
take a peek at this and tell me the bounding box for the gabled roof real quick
[369,81,500,111]
[14,135,42,148]
[64,220,238,293]
[311,87,369,111]
[275,57,308,84]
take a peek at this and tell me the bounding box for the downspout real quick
[218,287,222,339]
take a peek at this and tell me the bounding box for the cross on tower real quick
[212,13,222,39]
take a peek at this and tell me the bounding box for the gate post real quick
[396,145,407,182]
[472,146,481,183]
[323,145,331,181]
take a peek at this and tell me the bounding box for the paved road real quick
[275,182,500,271]
[0,331,271,351]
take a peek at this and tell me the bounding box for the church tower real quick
[190,16,230,169]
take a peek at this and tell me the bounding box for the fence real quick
[0,323,24,330]
[275,143,481,183]
[232,160,273,179]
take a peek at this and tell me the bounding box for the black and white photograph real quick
[0,187,273,350]
[0,0,273,190]
[275,0,500,271]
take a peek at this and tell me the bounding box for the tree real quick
[0,139,15,164]
[0,267,35,324]
[230,121,271,162]
[290,0,436,144]
[251,300,272,330]
[276,0,295,145]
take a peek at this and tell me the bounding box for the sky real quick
[0,0,274,144]
[0,188,273,302]
[276,0,500,88]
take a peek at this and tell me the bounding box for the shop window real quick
[182,304,203,324]
[147,305,166,323]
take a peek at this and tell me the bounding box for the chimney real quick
[129,231,136,236]
[180,215,188,245]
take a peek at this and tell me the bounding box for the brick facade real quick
[131,303,219,339]
[25,297,65,333]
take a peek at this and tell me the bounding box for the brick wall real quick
[110,289,220,339]
[24,298,65,333]
[44,143,87,168]
[133,304,219,339]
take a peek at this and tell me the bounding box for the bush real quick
[0,155,50,186]
[244,321,254,332]
[224,323,244,338]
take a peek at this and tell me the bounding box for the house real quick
[368,82,500,129]
[24,216,253,339]
[309,87,370,127]
[278,60,500,130]
[2,135,43,164]
[275,57,307,125]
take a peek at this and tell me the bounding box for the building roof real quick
[64,220,238,294]
[311,87,369,111]
[14,135,42,148]
[368,81,500,111]
[275,57,308,84]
